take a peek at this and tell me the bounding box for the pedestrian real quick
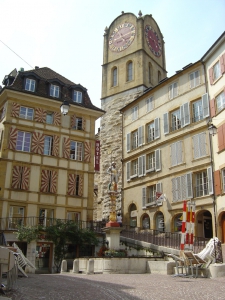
[117,213,122,227]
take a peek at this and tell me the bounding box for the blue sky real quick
[0,0,224,131]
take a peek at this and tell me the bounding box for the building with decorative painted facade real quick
[0,67,104,271]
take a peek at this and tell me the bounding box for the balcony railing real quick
[0,217,105,233]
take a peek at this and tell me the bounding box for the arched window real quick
[156,212,164,232]
[158,71,161,83]
[129,203,137,228]
[142,214,150,229]
[112,67,117,87]
[127,61,133,81]
[174,213,182,232]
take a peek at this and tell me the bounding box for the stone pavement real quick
[2,273,225,300]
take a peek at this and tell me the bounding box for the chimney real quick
[35,66,39,70]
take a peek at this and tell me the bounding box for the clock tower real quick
[96,11,167,221]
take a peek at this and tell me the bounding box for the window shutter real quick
[199,132,207,157]
[174,82,178,97]
[41,170,50,193]
[155,149,161,171]
[12,166,22,189]
[218,124,225,152]
[50,170,58,193]
[52,135,59,157]
[220,53,225,74]
[156,182,162,192]
[71,115,76,128]
[190,73,194,88]
[11,102,20,118]
[177,141,182,164]
[127,133,131,152]
[154,118,160,139]
[78,174,83,196]
[193,134,199,159]
[31,132,44,154]
[53,112,61,126]
[21,167,30,190]
[207,166,213,195]
[195,71,200,86]
[84,142,91,162]
[209,98,216,118]
[171,143,176,166]
[169,85,173,99]
[163,113,169,135]
[8,127,18,150]
[34,108,46,123]
[82,118,86,131]
[142,187,146,208]
[172,178,177,202]
[138,126,143,146]
[68,174,76,195]
[143,155,146,176]
[209,67,214,85]
[126,161,131,181]
[63,137,70,159]
[186,173,193,198]
[214,170,221,196]
[182,102,190,127]
[138,156,143,177]
[202,93,209,118]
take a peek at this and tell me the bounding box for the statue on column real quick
[107,162,118,192]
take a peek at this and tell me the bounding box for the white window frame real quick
[112,67,117,87]
[16,131,31,152]
[131,130,138,150]
[193,132,207,159]
[216,91,225,113]
[46,112,54,124]
[127,61,133,81]
[70,141,83,161]
[169,82,178,99]
[50,84,59,98]
[25,78,36,92]
[73,91,82,103]
[44,136,53,156]
[171,108,181,131]
[146,96,154,112]
[195,170,208,197]
[130,159,138,178]
[147,118,160,142]
[146,152,155,172]
[213,61,221,81]
[19,106,34,120]
[131,106,138,121]
[192,99,203,122]
[189,70,200,88]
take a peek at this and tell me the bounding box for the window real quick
[171,109,181,131]
[222,169,225,192]
[68,174,83,196]
[190,70,200,88]
[146,96,154,112]
[169,82,178,99]
[142,182,162,207]
[131,130,138,150]
[131,106,138,120]
[11,166,30,190]
[192,99,203,122]
[172,173,193,202]
[147,118,160,142]
[147,185,156,204]
[67,211,80,221]
[146,149,161,172]
[25,78,35,92]
[112,67,117,86]
[194,167,213,197]
[148,63,152,83]
[171,141,182,166]
[213,61,221,81]
[39,208,54,226]
[70,141,83,161]
[73,91,82,103]
[44,136,53,155]
[75,117,82,130]
[193,132,207,159]
[16,131,31,152]
[19,106,34,120]
[50,84,59,98]
[40,170,57,193]
[46,112,54,124]
[131,159,138,178]
[216,91,225,113]
[9,206,24,229]
[127,61,133,81]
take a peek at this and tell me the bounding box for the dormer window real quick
[50,84,59,98]
[73,91,82,103]
[25,78,36,92]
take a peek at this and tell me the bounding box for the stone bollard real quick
[73,259,79,273]
[87,259,94,275]
[61,259,67,273]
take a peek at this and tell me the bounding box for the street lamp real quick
[60,99,70,116]
[208,120,218,262]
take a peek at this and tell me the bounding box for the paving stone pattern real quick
[4,273,225,300]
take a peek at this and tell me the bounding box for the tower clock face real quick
[109,23,136,52]
[145,25,162,57]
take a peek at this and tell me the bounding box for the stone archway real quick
[195,210,213,238]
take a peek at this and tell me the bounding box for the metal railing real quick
[120,226,210,253]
